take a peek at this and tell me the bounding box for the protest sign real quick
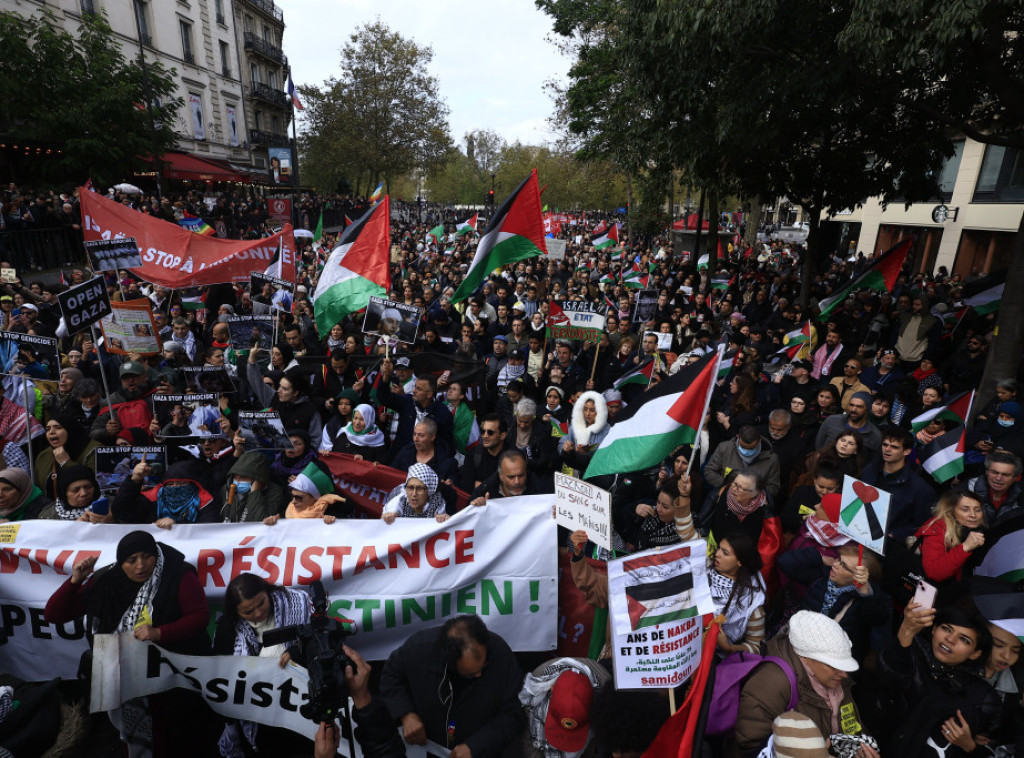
[362,296,421,344]
[0,269,15,283]
[99,299,159,355]
[80,188,296,288]
[607,540,713,689]
[545,237,567,260]
[556,551,609,660]
[151,393,219,427]
[57,276,111,334]
[631,290,659,324]
[0,500,558,681]
[226,314,274,351]
[181,365,236,394]
[554,473,612,551]
[250,272,294,314]
[547,301,605,342]
[238,410,295,451]
[95,445,166,493]
[0,331,59,380]
[647,330,673,351]
[84,236,142,271]
[837,475,892,555]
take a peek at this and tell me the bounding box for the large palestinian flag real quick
[586,349,721,478]
[455,214,478,236]
[963,270,1006,315]
[613,357,656,390]
[920,427,966,483]
[452,170,547,303]
[312,196,391,334]
[593,224,619,250]
[817,238,913,320]
[910,391,973,433]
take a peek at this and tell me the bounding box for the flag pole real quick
[686,345,725,479]
[22,375,33,486]
[589,339,601,384]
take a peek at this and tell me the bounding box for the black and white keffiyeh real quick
[115,545,165,633]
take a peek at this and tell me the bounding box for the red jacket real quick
[915,518,972,583]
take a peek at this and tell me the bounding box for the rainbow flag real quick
[179,212,214,236]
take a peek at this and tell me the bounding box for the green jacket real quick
[219,451,288,523]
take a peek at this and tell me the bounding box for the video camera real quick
[261,580,355,724]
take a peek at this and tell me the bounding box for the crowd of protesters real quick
[0,190,1019,758]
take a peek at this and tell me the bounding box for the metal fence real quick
[0,227,87,272]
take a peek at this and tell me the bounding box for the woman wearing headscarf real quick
[34,414,99,500]
[0,467,49,522]
[213,573,313,757]
[263,460,350,525]
[44,530,211,756]
[560,391,610,477]
[319,389,364,452]
[381,463,450,524]
[270,430,317,482]
[329,403,387,462]
[37,463,110,522]
[46,366,83,420]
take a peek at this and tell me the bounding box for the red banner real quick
[556,550,608,658]
[267,196,292,226]
[320,453,470,519]
[79,187,296,289]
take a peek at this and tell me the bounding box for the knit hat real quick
[850,391,873,407]
[788,611,858,672]
[55,463,99,507]
[60,367,84,384]
[290,460,336,499]
[544,671,594,752]
[163,341,185,354]
[771,711,829,758]
[1000,401,1023,422]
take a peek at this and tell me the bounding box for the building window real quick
[267,70,277,90]
[219,41,231,77]
[973,145,1024,203]
[180,21,194,64]
[936,139,965,201]
[272,115,280,134]
[250,62,260,86]
[214,0,225,24]
[133,0,151,46]
[254,110,262,130]
[244,14,253,33]
[80,0,96,16]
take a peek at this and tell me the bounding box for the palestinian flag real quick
[623,548,699,629]
[696,254,710,271]
[451,169,547,303]
[613,357,656,390]
[599,273,615,285]
[428,224,445,245]
[717,349,737,379]
[313,209,323,244]
[920,427,966,483]
[181,294,204,311]
[622,258,647,289]
[710,274,734,291]
[604,294,617,313]
[550,418,569,438]
[313,196,391,334]
[776,321,814,361]
[179,211,214,236]
[455,214,478,236]
[263,235,296,282]
[586,349,721,478]
[593,223,619,250]
[911,390,973,433]
[963,270,1006,315]
[979,533,1024,584]
[817,238,913,320]
[973,581,1024,642]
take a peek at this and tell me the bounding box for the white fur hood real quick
[571,390,609,447]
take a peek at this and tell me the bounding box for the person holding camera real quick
[214,573,313,757]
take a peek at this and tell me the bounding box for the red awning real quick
[157,152,247,182]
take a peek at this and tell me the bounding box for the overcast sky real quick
[275,0,569,149]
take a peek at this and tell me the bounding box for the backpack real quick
[705,652,798,736]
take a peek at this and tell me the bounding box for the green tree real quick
[298,19,452,195]
[837,0,1024,411]
[0,11,180,187]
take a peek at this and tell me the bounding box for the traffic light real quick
[487,190,495,205]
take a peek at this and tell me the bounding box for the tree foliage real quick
[298,20,452,195]
[0,11,181,187]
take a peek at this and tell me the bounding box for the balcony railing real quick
[250,82,289,109]
[250,130,291,148]
[244,32,286,66]
[0,227,88,272]
[241,0,284,22]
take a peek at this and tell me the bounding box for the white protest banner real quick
[836,475,891,556]
[0,499,557,681]
[606,540,713,689]
[0,268,16,283]
[554,473,611,551]
[547,301,606,342]
[545,237,567,260]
